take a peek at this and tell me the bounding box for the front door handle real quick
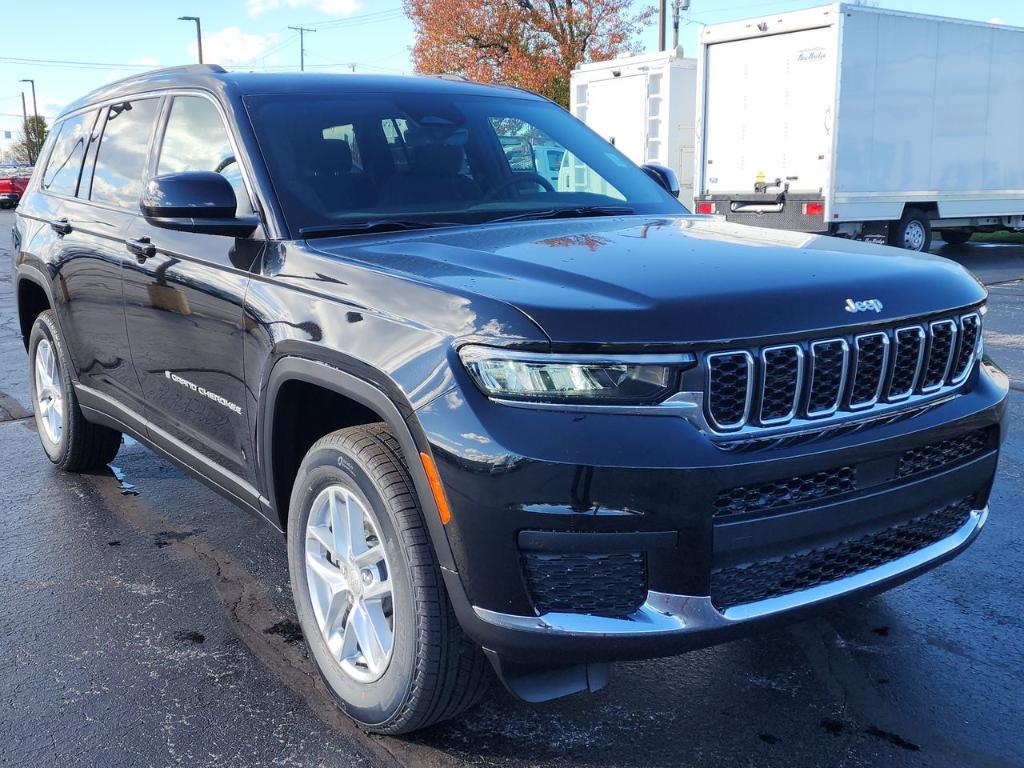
[125,237,157,263]
[50,218,72,236]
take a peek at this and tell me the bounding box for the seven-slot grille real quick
[704,310,982,432]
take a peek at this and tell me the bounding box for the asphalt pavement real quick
[1,207,1022,767]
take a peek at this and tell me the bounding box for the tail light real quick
[696,201,715,214]
[803,202,824,216]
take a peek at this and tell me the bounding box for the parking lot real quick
[1,206,1022,768]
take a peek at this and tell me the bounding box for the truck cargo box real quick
[695,4,1024,250]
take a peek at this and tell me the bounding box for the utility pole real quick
[288,26,316,72]
[19,91,31,164]
[178,16,203,63]
[19,79,39,164]
[658,0,667,51]
[672,0,690,51]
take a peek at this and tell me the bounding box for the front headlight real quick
[458,345,695,405]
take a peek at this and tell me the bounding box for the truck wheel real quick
[28,310,122,470]
[889,209,932,252]
[287,424,488,734]
[940,230,972,246]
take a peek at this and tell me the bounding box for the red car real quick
[0,172,29,209]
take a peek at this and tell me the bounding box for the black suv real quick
[11,65,1007,734]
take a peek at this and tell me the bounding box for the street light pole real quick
[178,16,203,63]
[18,79,39,165]
[288,26,315,72]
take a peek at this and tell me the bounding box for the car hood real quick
[309,216,986,347]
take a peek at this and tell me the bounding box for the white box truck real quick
[570,50,697,207]
[694,4,1024,251]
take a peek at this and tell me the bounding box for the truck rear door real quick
[702,26,835,198]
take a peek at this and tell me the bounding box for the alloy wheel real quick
[34,338,64,444]
[304,484,395,683]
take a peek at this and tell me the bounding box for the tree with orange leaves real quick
[405,0,655,107]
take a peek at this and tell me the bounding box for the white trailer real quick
[570,50,697,207]
[694,4,1024,250]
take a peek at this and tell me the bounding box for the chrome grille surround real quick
[887,326,927,402]
[806,339,849,418]
[921,319,958,393]
[705,351,754,430]
[951,312,981,385]
[848,332,890,410]
[759,344,804,425]
[702,309,982,434]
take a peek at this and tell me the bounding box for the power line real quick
[0,55,147,71]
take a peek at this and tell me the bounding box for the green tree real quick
[14,115,49,166]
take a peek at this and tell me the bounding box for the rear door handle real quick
[125,237,157,263]
[50,218,72,236]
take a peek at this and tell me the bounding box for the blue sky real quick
[1,0,1021,152]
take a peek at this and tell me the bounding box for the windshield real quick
[244,90,686,237]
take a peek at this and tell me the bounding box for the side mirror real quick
[141,171,258,237]
[641,163,680,199]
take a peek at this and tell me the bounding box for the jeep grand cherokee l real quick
[11,65,1007,734]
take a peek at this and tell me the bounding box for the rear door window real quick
[41,111,98,196]
[156,95,253,216]
[87,98,161,209]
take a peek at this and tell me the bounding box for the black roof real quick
[59,64,542,118]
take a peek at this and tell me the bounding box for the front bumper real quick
[416,359,1008,663]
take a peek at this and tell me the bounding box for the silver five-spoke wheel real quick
[305,484,394,683]
[34,338,64,444]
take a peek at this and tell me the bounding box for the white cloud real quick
[132,56,161,67]
[190,27,281,65]
[247,0,360,17]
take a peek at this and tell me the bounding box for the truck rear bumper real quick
[697,193,826,232]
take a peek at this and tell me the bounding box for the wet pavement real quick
[2,208,1022,767]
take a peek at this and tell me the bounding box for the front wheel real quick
[889,209,932,252]
[287,424,488,734]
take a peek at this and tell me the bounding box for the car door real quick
[123,93,263,487]
[30,105,149,415]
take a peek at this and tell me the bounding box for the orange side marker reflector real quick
[419,451,452,525]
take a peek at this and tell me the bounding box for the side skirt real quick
[76,383,280,532]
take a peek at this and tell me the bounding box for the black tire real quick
[889,208,932,252]
[28,310,122,471]
[940,229,972,246]
[287,423,488,734]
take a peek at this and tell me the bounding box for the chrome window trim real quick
[921,319,958,393]
[49,86,271,238]
[950,312,981,385]
[887,325,927,402]
[472,507,986,636]
[758,344,804,425]
[705,350,754,431]
[805,338,849,418]
[848,332,890,410]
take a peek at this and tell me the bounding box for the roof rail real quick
[59,63,228,118]
[139,63,227,76]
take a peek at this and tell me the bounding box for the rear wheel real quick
[940,229,972,246]
[28,311,122,471]
[889,208,932,252]
[287,424,488,734]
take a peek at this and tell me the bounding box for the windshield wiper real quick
[299,219,460,239]
[488,205,636,224]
